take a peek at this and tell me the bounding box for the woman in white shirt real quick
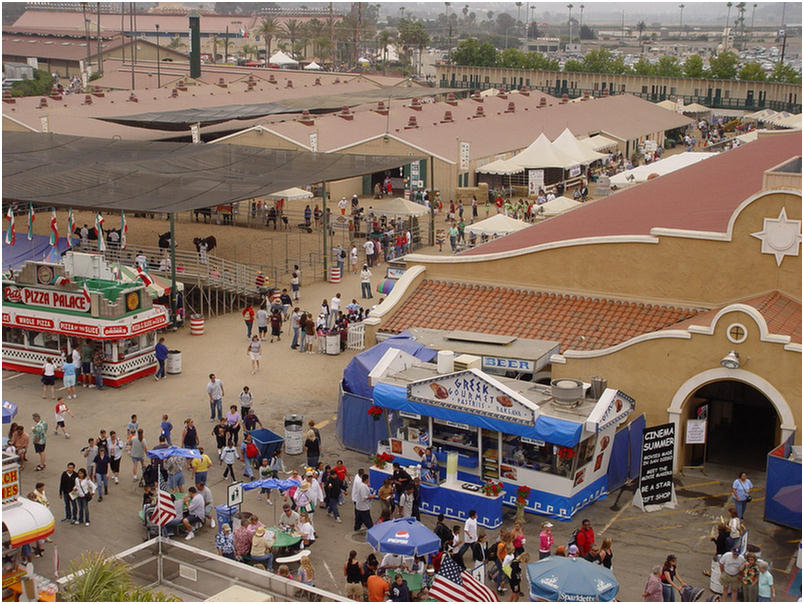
[349,246,359,274]
[72,468,96,526]
[41,360,56,400]
[298,511,315,547]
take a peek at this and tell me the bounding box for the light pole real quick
[679,4,684,31]
[155,23,161,87]
[578,4,584,49]
[530,5,537,40]
[567,4,573,47]
[445,2,451,61]
[750,3,757,40]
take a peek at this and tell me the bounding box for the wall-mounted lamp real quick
[720,351,741,370]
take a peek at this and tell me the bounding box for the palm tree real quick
[376,29,395,75]
[725,2,733,29]
[62,551,177,602]
[257,17,279,62]
[679,4,685,30]
[305,18,326,58]
[283,19,303,58]
[637,20,646,48]
[210,34,220,62]
[242,43,258,60]
[167,36,185,50]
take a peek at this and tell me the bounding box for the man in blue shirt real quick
[154,337,169,381]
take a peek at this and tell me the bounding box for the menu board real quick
[639,423,675,505]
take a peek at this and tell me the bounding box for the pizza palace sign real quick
[4,285,89,313]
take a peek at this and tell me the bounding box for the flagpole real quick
[157,464,164,581]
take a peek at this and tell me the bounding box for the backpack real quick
[568,528,580,548]
[485,540,500,562]
[245,442,259,458]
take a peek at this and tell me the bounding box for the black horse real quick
[158,232,173,250]
[193,236,217,253]
[194,208,212,223]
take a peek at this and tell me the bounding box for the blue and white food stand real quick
[368,352,634,521]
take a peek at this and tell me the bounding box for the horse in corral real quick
[158,231,173,250]
[193,236,217,254]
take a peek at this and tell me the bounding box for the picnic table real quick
[267,526,302,550]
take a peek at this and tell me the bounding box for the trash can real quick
[329,267,342,283]
[325,334,340,355]
[215,504,237,534]
[284,414,304,455]
[166,350,182,374]
[190,314,204,336]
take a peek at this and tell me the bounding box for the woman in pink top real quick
[643,566,663,601]
[538,521,554,560]
[511,521,526,556]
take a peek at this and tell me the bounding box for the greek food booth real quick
[367,350,635,523]
[2,253,169,386]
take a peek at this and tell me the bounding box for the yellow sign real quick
[126,292,139,311]
[2,467,20,504]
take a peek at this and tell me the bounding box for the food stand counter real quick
[370,361,635,520]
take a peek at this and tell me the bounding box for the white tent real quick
[476,134,579,174]
[580,134,619,152]
[736,130,758,144]
[476,158,518,175]
[303,61,323,70]
[357,57,371,64]
[465,214,530,236]
[269,51,298,66]
[610,152,714,186]
[769,113,802,129]
[552,128,607,165]
[368,197,429,218]
[537,196,583,218]
[746,108,778,121]
[265,187,313,201]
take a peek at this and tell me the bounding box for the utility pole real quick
[356,2,362,68]
[155,24,161,87]
[129,2,135,89]
[567,4,573,47]
[679,4,684,30]
[82,3,91,76]
[621,9,625,42]
[578,4,584,50]
[750,3,757,41]
[779,28,787,65]
[96,3,102,76]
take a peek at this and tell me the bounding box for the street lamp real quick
[679,5,684,31]
[155,23,160,87]
[567,4,573,47]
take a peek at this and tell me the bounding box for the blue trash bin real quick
[215,504,237,534]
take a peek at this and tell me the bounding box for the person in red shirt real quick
[334,459,349,504]
[575,518,595,557]
[242,304,255,339]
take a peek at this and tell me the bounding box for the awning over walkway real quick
[2,132,423,213]
[2,498,55,547]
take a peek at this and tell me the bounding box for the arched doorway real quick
[684,380,779,471]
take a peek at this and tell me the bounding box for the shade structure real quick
[655,99,679,111]
[118,265,183,297]
[580,134,618,152]
[610,152,714,186]
[3,132,423,213]
[147,446,201,460]
[2,497,55,547]
[527,557,619,602]
[746,108,778,121]
[478,134,580,174]
[265,187,314,201]
[2,400,18,424]
[465,214,530,236]
[682,102,711,113]
[476,158,521,176]
[551,128,607,165]
[303,61,322,70]
[538,196,583,218]
[269,51,298,66]
[366,517,441,556]
[368,197,429,218]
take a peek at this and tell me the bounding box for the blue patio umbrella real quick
[366,517,440,556]
[242,478,302,491]
[147,446,202,460]
[2,401,18,424]
[527,557,619,602]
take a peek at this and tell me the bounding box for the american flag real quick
[149,489,177,526]
[429,555,498,602]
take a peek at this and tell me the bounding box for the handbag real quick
[745,495,752,502]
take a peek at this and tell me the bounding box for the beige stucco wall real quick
[552,307,802,456]
[2,115,36,132]
[407,189,801,308]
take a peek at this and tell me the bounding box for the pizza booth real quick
[2,252,169,387]
[2,454,58,601]
[366,349,635,522]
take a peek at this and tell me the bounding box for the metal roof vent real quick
[505,101,515,113]
[217,77,227,88]
[373,101,388,115]
[314,77,321,86]
[497,90,507,99]
[267,74,276,84]
[38,97,48,108]
[405,115,418,129]
[286,79,293,88]
[446,92,457,106]
[473,105,485,118]
[338,106,354,120]
[128,92,138,102]
[539,97,547,106]
[171,88,179,98]
[176,80,187,91]
[471,90,483,102]
[560,93,569,104]
[83,94,92,105]
[519,86,529,96]
[3,91,15,104]
[409,97,422,111]
[441,110,453,123]
[550,378,585,409]
[298,109,315,126]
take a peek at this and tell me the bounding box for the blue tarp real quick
[342,331,437,399]
[2,235,71,272]
[764,435,801,530]
[337,332,436,454]
[373,382,583,447]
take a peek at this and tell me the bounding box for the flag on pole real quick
[150,489,177,526]
[67,208,76,246]
[429,555,498,602]
[53,275,70,287]
[137,265,153,287]
[120,210,128,250]
[82,281,91,305]
[94,212,106,252]
[5,206,15,245]
[27,203,35,241]
[49,209,59,247]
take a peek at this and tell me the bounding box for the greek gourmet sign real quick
[407,369,537,425]
[639,423,675,505]
[3,285,89,313]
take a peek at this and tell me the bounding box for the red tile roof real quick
[381,280,704,352]
[667,291,801,344]
[463,132,802,256]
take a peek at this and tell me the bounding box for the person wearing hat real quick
[567,544,580,558]
[293,481,314,515]
[215,523,235,560]
[539,521,554,559]
[719,548,746,602]
[249,525,275,569]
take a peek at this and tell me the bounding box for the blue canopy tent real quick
[366,517,441,556]
[337,331,436,454]
[2,401,18,425]
[147,446,201,460]
[527,557,619,601]
[3,235,71,272]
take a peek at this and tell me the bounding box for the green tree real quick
[451,37,496,67]
[209,34,220,62]
[708,50,739,79]
[579,48,628,74]
[563,58,584,72]
[498,48,526,68]
[682,54,706,78]
[655,55,682,76]
[632,56,654,75]
[9,68,53,97]
[62,552,178,602]
[738,61,766,80]
[526,51,560,70]
[398,18,430,74]
[304,18,326,58]
[167,36,185,49]
[241,43,258,60]
[257,17,279,61]
[768,62,802,84]
[579,25,595,40]
[282,19,303,57]
[376,28,395,74]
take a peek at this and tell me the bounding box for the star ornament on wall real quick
[751,208,802,266]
